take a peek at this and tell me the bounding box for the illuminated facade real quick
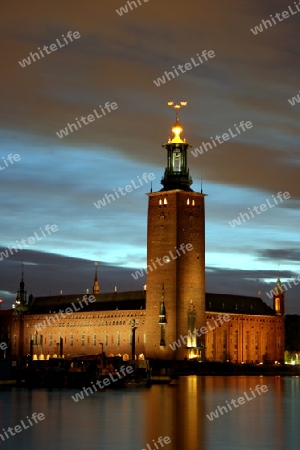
[0,106,285,363]
[3,282,284,363]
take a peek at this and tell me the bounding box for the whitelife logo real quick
[116,0,149,16]
[169,314,231,351]
[18,31,81,68]
[56,102,118,139]
[0,153,21,171]
[140,436,171,450]
[93,173,155,209]
[228,192,290,228]
[0,412,45,443]
[131,243,193,280]
[153,50,215,87]
[191,121,253,157]
[0,342,8,351]
[288,89,300,106]
[34,295,96,332]
[250,2,300,35]
[71,365,134,401]
[0,224,58,261]
[206,385,268,421]
[265,276,300,299]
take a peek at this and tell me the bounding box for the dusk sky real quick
[1,0,300,313]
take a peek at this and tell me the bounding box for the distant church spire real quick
[161,102,192,192]
[93,262,100,294]
[20,261,25,292]
[16,262,27,305]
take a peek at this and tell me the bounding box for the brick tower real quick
[146,102,206,360]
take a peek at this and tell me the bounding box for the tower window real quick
[159,199,162,205]
[187,198,190,205]
[160,325,166,346]
[164,198,168,205]
[173,150,181,172]
[192,199,195,206]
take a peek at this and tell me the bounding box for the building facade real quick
[2,279,284,363]
[0,108,285,363]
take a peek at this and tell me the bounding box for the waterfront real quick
[0,376,299,450]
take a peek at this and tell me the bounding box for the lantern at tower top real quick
[167,101,188,144]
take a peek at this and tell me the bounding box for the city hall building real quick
[0,106,285,363]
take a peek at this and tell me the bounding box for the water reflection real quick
[0,376,299,450]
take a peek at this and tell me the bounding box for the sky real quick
[0,0,300,313]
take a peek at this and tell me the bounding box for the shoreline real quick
[150,360,300,378]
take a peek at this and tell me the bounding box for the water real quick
[0,376,299,450]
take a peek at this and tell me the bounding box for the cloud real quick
[0,0,299,315]
[257,247,300,263]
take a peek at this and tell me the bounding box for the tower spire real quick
[15,261,26,306]
[93,262,100,294]
[167,101,187,143]
[161,101,192,191]
[20,261,24,291]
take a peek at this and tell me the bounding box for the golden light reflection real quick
[171,117,184,143]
